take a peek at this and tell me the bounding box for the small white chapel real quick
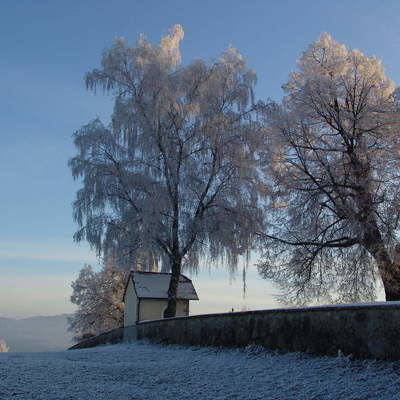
[123,271,199,327]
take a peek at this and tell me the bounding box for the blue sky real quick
[1,0,396,318]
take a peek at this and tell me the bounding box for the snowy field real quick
[1,342,400,399]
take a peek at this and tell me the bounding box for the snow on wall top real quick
[130,271,199,300]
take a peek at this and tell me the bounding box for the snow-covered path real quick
[1,342,400,400]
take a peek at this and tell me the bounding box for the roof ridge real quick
[131,270,171,275]
[130,270,192,281]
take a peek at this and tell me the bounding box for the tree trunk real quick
[163,257,181,318]
[376,257,400,301]
[350,154,400,301]
[382,267,400,301]
[362,222,400,301]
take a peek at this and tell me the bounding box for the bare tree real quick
[258,33,400,304]
[0,339,9,353]
[69,25,265,317]
[68,260,126,338]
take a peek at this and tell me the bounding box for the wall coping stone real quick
[137,301,400,325]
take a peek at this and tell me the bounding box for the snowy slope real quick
[1,342,400,399]
[0,315,74,352]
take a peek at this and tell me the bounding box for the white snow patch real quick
[0,341,400,399]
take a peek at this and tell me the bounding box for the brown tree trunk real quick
[382,270,400,301]
[376,258,400,301]
[362,222,400,301]
[349,154,400,301]
[163,257,181,318]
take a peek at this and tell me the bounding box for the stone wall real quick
[68,327,124,350]
[136,303,400,360]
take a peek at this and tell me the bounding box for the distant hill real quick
[0,314,74,352]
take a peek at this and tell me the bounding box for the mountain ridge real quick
[0,314,75,352]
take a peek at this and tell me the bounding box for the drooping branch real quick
[256,231,359,248]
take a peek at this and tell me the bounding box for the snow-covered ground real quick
[1,342,400,399]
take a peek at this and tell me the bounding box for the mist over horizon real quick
[0,314,74,352]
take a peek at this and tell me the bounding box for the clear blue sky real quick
[1,0,396,318]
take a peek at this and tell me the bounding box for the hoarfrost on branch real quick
[69,25,266,316]
[0,339,9,353]
[68,260,126,338]
[258,33,400,304]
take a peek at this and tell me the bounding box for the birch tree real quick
[69,25,265,317]
[258,34,400,304]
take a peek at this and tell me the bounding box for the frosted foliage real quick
[0,339,9,353]
[68,261,126,338]
[259,33,400,304]
[159,24,184,68]
[283,33,394,115]
[70,25,265,278]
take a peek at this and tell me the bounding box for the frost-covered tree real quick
[68,261,126,338]
[69,25,265,317]
[258,34,400,304]
[0,339,9,353]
